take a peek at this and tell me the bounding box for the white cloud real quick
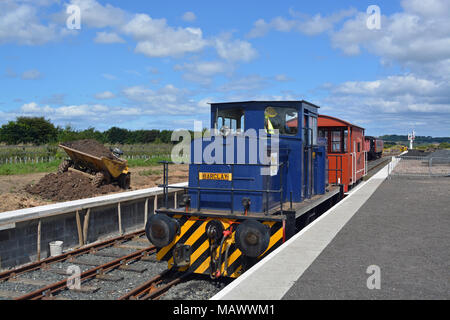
[247,8,356,38]
[174,60,230,85]
[182,11,196,22]
[65,0,129,28]
[5,68,17,78]
[330,1,450,72]
[101,73,117,80]
[219,75,269,92]
[94,91,116,99]
[21,69,43,80]
[214,35,258,62]
[174,61,227,76]
[121,13,206,58]
[21,102,43,113]
[274,74,291,82]
[330,75,445,97]
[0,2,65,45]
[241,1,450,135]
[94,31,125,44]
[320,74,450,135]
[122,84,205,115]
[17,101,140,123]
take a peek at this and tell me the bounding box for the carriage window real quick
[215,108,244,133]
[264,106,298,135]
[331,130,341,153]
[343,129,348,152]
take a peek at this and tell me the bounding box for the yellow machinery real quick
[58,144,131,189]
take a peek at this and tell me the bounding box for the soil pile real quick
[61,139,115,159]
[25,171,121,201]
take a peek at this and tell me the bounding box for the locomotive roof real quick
[209,100,321,109]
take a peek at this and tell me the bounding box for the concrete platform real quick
[212,162,450,300]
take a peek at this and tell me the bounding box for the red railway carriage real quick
[318,115,367,192]
[365,136,384,160]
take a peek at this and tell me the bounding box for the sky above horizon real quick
[0,0,449,137]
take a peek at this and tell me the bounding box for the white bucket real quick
[49,241,63,256]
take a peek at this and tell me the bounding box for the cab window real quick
[215,109,244,133]
[264,106,298,135]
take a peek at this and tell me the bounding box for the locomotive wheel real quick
[92,172,105,187]
[57,160,72,174]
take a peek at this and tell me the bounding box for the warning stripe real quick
[167,225,208,268]
[225,221,283,277]
[157,218,202,261]
[156,216,284,278]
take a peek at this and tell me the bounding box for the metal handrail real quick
[159,161,286,215]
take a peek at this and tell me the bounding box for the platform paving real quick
[282,176,449,299]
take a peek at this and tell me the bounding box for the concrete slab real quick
[282,176,450,299]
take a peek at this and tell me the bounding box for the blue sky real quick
[1,0,449,136]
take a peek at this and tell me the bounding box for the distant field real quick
[0,143,172,175]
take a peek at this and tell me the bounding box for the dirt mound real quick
[61,139,115,159]
[0,193,49,212]
[25,171,121,202]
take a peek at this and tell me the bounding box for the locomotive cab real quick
[146,101,341,278]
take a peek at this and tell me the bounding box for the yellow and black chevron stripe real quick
[156,215,284,278]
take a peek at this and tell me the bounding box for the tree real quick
[159,130,173,144]
[104,127,129,144]
[0,117,57,145]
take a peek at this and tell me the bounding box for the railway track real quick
[119,269,192,300]
[0,229,222,300]
[365,156,391,179]
[0,230,170,300]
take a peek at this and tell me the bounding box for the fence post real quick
[429,157,432,176]
[37,219,42,261]
[118,202,123,236]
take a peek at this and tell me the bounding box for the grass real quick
[0,160,60,175]
[0,155,172,175]
[126,155,171,168]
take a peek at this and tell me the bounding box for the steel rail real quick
[367,157,390,172]
[0,230,146,282]
[118,270,192,300]
[118,269,171,300]
[15,245,156,300]
[141,272,192,300]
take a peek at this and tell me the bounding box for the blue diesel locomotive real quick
[145,101,343,278]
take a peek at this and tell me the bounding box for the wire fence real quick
[0,144,174,165]
[388,156,450,177]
